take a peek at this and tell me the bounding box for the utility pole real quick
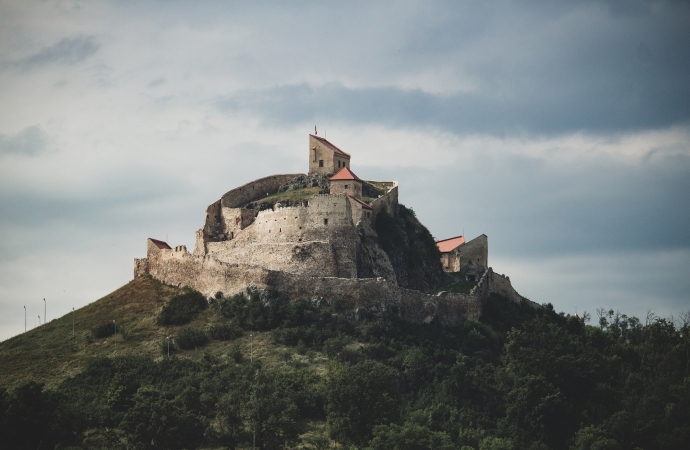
[38,315,41,328]
[24,306,26,332]
[72,308,75,338]
[43,298,46,326]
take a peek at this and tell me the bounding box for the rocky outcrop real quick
[374,205,445,292]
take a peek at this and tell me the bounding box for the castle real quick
[134,134,523,325]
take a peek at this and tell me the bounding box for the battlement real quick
[133,133,505,326]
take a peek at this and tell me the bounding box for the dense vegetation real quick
[157,290,208,326]
[1,287,689,450]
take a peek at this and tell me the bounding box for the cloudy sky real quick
[1,0,688,341]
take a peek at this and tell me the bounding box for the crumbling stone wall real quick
[489,271,523,304]
[220,174,302,208]
[369,181,399,220]
[201,195,360,278]
[135,249,484,326]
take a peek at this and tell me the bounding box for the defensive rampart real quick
[367,180,398,219]
[489,271,523,303]
[202,194,360,278]
[135,250,484,326]
[220,174,303,208]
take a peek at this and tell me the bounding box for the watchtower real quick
[308,134,351,175]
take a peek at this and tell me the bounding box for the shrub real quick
[91,322,117,339]
[175,328,209,350]
[322,336,352,358]
[157,290,208,326]
[229,342,244,363]
[208,324,243,341]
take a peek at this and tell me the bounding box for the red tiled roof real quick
[436,235,465,253]
[310,134,351,157]
[329,166,362,181]
[149,238,171,250]
[348,195,373,210]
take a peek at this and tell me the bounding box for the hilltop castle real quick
[134,134,522,325]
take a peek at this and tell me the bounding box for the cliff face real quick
[373,205,445,292]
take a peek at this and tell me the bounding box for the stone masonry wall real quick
[369,181,399,220]
[309,135,350,175]
[330,179,362,199]
[136,249,483,326]
[203,194,360,278]
[219,174,302,208]
[455,234,489,272]
[489,271,523,304]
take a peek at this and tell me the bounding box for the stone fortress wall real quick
[205,194,361,278]
[489,271,524,304]
[135,242,522,326]
[190,170,401,279]
[135,249,484,326]
[220,174,302,208]
[134,134,528,326]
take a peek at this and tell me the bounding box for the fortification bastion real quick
[134,134,524,325]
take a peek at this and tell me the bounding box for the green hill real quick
[1,278,689,450]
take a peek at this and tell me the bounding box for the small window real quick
[319,160,324,167]
[338,161,341,168]
[344,184,349,189]
[324,218,328,225]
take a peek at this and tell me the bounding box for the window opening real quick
[324,218,328,225]
[319,160,324,167]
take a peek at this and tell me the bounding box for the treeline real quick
[1,290,689,449]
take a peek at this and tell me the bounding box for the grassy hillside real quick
[1,279,689,450]
[0,276,180,389]
[0,276,317,391]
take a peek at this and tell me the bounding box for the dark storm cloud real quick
[0,126,49,156]
[13,35,100,70]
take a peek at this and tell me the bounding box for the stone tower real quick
[308,134,351,175]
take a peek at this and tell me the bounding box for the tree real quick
[326,360,400,446]
[367,422,455,450]
[119,387,205,450]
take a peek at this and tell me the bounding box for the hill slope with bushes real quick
[1,277,689,449]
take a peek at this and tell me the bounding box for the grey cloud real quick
[385,150,690,259]
[214,0,690,136]
[17,35,100,70]
[148,77,166,87]
[0,126,49,156]
[217,78,690,136]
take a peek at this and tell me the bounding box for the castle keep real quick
[134,134,521,325]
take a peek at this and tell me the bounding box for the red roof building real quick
[329,167,364,200]
[328,167,361,182]
[436,235,465,253]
